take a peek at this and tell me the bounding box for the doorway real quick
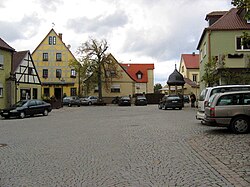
[54,88,62,100]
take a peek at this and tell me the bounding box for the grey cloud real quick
[35,0,63,12]
[0,14,42,42]
[67,11,128,34]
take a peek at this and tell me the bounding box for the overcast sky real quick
[0,0,233,86]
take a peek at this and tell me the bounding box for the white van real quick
[196,85,250,121]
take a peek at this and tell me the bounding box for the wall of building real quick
[0,50,12,109]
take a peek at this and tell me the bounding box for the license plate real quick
[172,101,177,103]
[124,101,128,102]
[3,113,8,115]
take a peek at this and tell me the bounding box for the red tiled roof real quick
[0,38,15,52]
[197,8,250,49]
[121,63,154,83]
[182,54,199,69]
[184,78,199,88]
[208,8,250,30]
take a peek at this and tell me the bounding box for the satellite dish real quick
[67,45,71,49]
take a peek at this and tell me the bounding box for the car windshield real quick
[13,100,28,107]
[122,97,130,100]
[168,96,180,100]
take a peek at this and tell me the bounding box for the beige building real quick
[32,29,79,101]
[88,54,154,101]
[179,53,200,96]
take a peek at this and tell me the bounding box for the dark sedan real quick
[135,96,147,106]
[118,96,131,106]
[158,95,183,110]
[0,99,52,119]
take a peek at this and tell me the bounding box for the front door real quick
[54,88,62,100]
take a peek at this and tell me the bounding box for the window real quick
[56,53,62,61]
[217,94,242,106]
[49,36,52,45]
[43,88,50,97]
[28,67,33,75]
[236,36,250,50]
[70,88,77,96]
[0,82,3,97]
[43,69,48,78]
[192,74,197,82]
[203,43,207,57]
[56,69,61,78]
[71,69,76,78]
[53,36,56,45]
[43,53,48,61]
[49,36,56,45]
[181,66,184,73]
[0,55,3,69]
[94,86,98,93]
[136,71,143,79]
[111,84,120,93]
[243,93,250,105]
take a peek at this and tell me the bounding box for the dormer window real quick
[136,71,143,80]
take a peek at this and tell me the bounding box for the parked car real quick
[63,96,81,107]
[134,96,147,106]
[183,95,190,103]
[196,85,250,121]
[112,96,120,104]
[80,96,98,105]
[158,95,183,110]
[118,96,131,106]
[0,99,52,119]
[203,91,250,134]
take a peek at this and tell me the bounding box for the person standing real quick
[190,93,196,108]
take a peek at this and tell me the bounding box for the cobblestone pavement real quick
[0,105,249,186]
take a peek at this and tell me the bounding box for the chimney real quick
[192,52,195,56]
[58,33,62,40]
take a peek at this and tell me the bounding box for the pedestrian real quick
[190,93,196,107]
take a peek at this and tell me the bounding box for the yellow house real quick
[120,63,154,94]
[13,51,42,101]
[88,54,154,103]
[32,29,79,100]
[0,38,16,109]
[179,53,200,97]
[89,54,136,99]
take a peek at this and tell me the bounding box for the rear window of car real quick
[217,94,241,106]
[199,88,207,101]
[168,96,180,100]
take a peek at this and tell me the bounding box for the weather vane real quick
[52,22,55,28]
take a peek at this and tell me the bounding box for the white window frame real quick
[111,84,120,93]
[235,36,250,51]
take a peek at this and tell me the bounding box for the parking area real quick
[0,105,249,186]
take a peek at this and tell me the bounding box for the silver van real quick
[196,85,250,121]
[203,91,250,133]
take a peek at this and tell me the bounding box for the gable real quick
[13,51,41,85]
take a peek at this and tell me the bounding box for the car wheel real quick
[88,101,92,106]
[230,116,249,134]
[158,104,162,109]
[163,105,167,110]
[43,109,48,116]
[4,116,10,119]
[78,104,80,107]
[179,107,182,110]
[19,112,25,119]
[68,103,72,107]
